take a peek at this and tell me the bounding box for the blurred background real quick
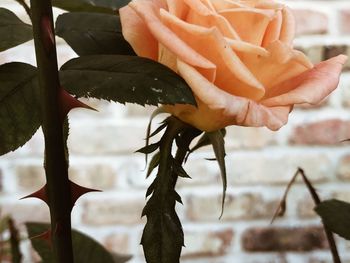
[1,0,350,262]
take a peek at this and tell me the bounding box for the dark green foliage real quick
[146,152,160,178]
[189,129,226,155]
[60,55,197,106]
[0,63,40,155]
[52,0,130,13]
[56,13,135,56]
[207,131,227,218]
[0,8,32,52]
[136,142,160,154]
[8,218,22,263]
[172,160,191,179]
[26,222,131,263]
[315,199,350,240]
[141,119,187,263]
[141,118,203,263]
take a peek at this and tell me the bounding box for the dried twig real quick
[272,168,341,263]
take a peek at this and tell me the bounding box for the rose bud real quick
[120,0,348,132]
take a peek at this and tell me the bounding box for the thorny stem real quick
[157,118,185,195]
[173,126,201,188]
[159,117,200,191]
[8,218,22,263]
[14,0,31,20]
[30,1,74,262]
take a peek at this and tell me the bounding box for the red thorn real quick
[20,185,48,204]
[70,180,101,207]
[30,230,52,247]
[59,89,97,120]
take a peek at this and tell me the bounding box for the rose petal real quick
[184,0,240,39]
[120,5,158,60]
[225,37,270,57]
[201,0,217,11]
[129,0,216,70]
[262,9,282,47]
[166,0,189,19]
[211,0,246,11]
[160,9,265,99]
[279,7,295,45]
[165,60,290,131]
[241,40,312,91]
[251,0,283,9]
[158,44,177,71]
[262,55,348,106]
[219,7,276,45]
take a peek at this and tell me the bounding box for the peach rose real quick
[120,0,347,132]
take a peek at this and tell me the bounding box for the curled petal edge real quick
[262,55,348,107]
[166,60,290,132]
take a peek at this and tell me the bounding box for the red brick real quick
[225,126,277,149]
[323,45,348,61]
[242,226,328,252]
[296,45,323,64]
[336,155,350,180]
[69,164,116,191]
[340,10,350,34]
[82,195,145,225]
[16,165,45,191]
[104,233,131,255]
[228,153,331,185]
[297,197,318,218]
[1,202,49,223]
[293,9,328,35]
[290,119,350,145]
[182,228,234,258]
[186,192,278,221]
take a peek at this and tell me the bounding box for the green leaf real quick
[172,160,191,179]
[56,13,135,56]
[26,222,131,263]
[141,119,188,263]
[0,8,33,52]
[52,0,130,13]
[315,199,350,240]
[145,178,158,198]
[207,130,227,219]
[189,129,226,154]
[141,195,183,263]
[146,152,160,178]
[144,109,167,165]
[60,55,197,106]
[0,215,10,233]
[136,142,160,154]
[0,63,41,156]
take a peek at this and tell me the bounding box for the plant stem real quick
[157,118,184,194]
[273,168,341,263]
[298,169,341,263]
[8,218,22,263]
[14,0,31,20]
[30,1,74,262]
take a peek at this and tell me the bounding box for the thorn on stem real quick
[70,180,101,207]
[59,89,97,120]
[20,185,48,204]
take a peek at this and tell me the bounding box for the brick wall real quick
[1,0,350,262]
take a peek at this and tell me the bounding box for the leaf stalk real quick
[30,0,74,262]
